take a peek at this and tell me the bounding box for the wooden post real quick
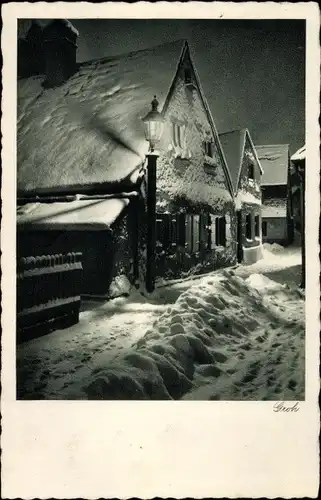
[236,210,243,263]
[146,152,158,293]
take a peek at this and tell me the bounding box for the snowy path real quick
[17,244,304,400]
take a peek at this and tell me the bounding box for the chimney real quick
[42,19,79,88]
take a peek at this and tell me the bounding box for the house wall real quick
[150,51,236,280]
[17,207,137,298]
[262,217,287,244]
[237,134,263,263]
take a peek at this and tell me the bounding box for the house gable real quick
[156,42,234,212]
[238,131,262,194]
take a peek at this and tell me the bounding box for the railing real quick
[17,252,83,343]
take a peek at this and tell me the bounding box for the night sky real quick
[23,18,306,155]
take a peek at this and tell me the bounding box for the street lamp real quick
[142,95,165,152]
[142,96,165,293]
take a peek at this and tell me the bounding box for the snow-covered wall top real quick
[155,50,232,210]
[256,144,290,186]
[17,198,129,230]
[17,39,186,194]
[261,198,287,218]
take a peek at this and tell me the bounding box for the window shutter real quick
[186,214,193,253]
[199,213,207,251]
[211,216,216,248]
[181,124,186,149]
[206,213,212,250]
[163,213,172,251]
[156,214,165,250]
[255,215,260,237]
[176,125,180,148]
[215,217,220,245]
[173,123,177,147]
[226,215,232,242]
[177,213,186,249]
[220,217,226,247]
[192,215,200,253]
[172,123,175,146]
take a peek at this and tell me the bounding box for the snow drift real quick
[61,269,304,401]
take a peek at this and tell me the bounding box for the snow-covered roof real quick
[219,129,246,193]
[17,198,129,230]
[17,39,186,195]
[235,189,261,210]
[261,198,287,218]
[256,144,289,186]
[291,144,306,162]
[219,128,263,194]
[34,19,79,36]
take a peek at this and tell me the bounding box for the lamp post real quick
[142,96,165,293]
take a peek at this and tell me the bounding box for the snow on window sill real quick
[174,146,191,160]
[204,155,218,166]
[245,237,253,243]
[185,81,197,90]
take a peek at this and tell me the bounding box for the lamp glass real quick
[144,120,164,146]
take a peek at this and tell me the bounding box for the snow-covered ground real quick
[17,244,304,400]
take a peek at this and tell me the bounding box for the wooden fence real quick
[17,252,83,343]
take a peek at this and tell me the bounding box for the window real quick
[217,217,227,247]
[172,123,186,149]
[262,221,267,237]
[156,212,223,256]
[203,141,213,158]
[246,214,252,240]
[184,68,192,84]
[248,163,255,180]
[255,215,260,237]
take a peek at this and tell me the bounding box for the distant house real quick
[290,144,306,234]
[219,128,263,264]
[17,20,236,298]
[256,144,294,245]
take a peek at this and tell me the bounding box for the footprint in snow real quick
[213,351,228,363]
